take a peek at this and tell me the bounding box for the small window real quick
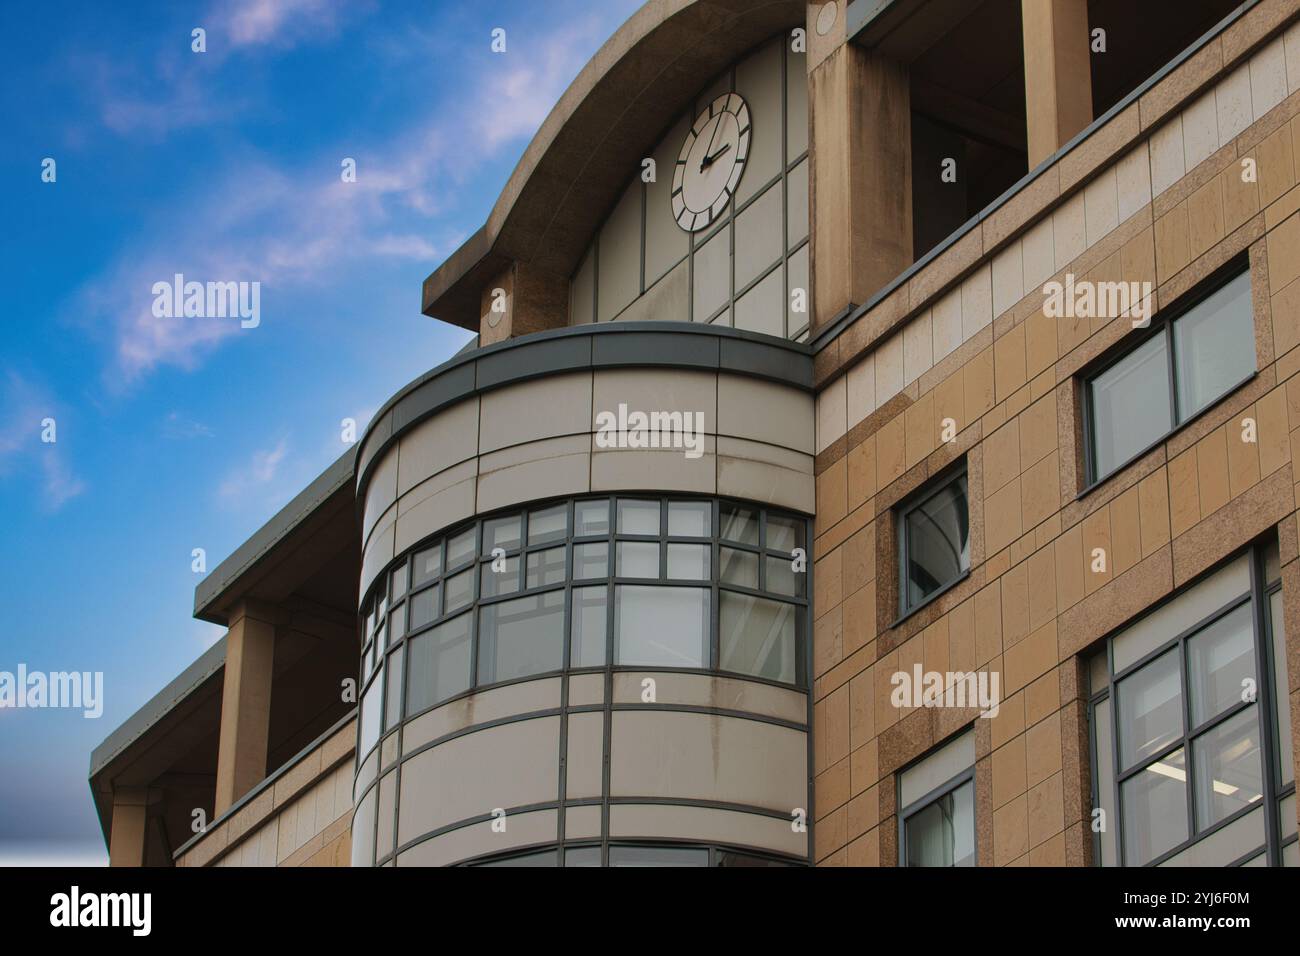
[898,465,970,616]
[899,728,976,867]
[1085,266,1253,484]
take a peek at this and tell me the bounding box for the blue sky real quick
[0,0,641,865]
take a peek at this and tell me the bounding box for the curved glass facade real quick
[357,495,808,763]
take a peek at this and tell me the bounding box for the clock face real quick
[672,93,751,232]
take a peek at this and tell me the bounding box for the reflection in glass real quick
[905,780,975,867]
[617,541,659,578]
[1088,333,1173,479]
[405,612,472,714]
[615,586,709,668]
[1192,707,1263,830]
[1117,648,1182,769]
[1187,603,1254,726]
[412,545,441,588]
[1173,271,1254,419]
[526,546,566,588]
[527,505,568,546]
[720,547,758,588]
[616,499,660,535]
[573,542,609,579]
[408,585,439,631]
[571,586,608,667]
[667,543,709,580]
[668,500,711,537]
[903,474,969,610]
[1121,748,1188,865]
[575,499,610,536]
[720,504,759,545]
[720,591,797,683]
[477,590,565,683]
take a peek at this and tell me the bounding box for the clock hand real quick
[699,141,732,171]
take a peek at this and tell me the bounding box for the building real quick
[89,0,1300,868]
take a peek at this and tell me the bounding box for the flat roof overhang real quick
[421,0,803,332]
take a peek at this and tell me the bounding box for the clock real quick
[671,93,751,232]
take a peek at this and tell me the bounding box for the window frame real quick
[1087,541,1297,867]
[897,762,977,868]
[895,459,970,622]
[357,494,812,760]
[1080,257,1254,491]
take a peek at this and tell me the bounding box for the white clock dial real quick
[671,93,751,233]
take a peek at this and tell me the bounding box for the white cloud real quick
[0,372,88,513]
[212,0,353,50]
[217,438,287,506]
[74,11,623,388]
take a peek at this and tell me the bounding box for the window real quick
[898,464,970,616]
[464,843,802,867]
[356,496,810,757]
[1084,265,1253,484]
[899,729,976,867]
[1088,543,1297,866]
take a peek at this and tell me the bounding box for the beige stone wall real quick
[810,7,1300,866]
[176,718,355,867]
[359,369,815,604]
[369,672,807,866]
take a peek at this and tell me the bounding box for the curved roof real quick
[422,0,803,330]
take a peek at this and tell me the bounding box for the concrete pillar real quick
[108,788,148,867]
[479,262,568,347]
[1021,0,1093,167]
[809,34,912,330]
[214,601,277,815]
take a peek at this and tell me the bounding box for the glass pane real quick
[526,546,567,589]
[359,662,384,756]
[765,554,801,596]
[617,499,660,535]
[720,504,760,545]
[444,568,474,614]
[1270,589,1294,786]
[1121,748,1188,865]
[564,847,602,867]
[617,541,659,578]
[477,590,565,683]
[1117,648,1183,769]
[388,606,406,641]
[412,545,441,588]
[390,565,408,601]
[473,849,558,867]
[766,513,803,554]
[574,542,609,579]
[480,557,519,598]
[615,586,709,668]
[903,474,970,610]
[667,544,709,580]
[1173,270,1254,419]
[720,547,759,588]
[1192,707,1263,830]
[716,851,795,867]
[446,528,476,569]
[608,846,709,867]
[575,499,610,537]
[1093,699,1118,866]
[720,592,798,683]
[667,500,710,537]
[482,515,521,554]
[1088,332,1173,479]
[376,621,387,652]
[408,585,439,632]
[905,779,975,867]
[1187,602,1254,726]
[571,586,608,668]
[528,505,568,546]
[405,612,472,714]
[384,648,403,731]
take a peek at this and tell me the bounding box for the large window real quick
[898,728,976,867]
[465,842,801,867]
[1084,264,1254,484]
[355,496,810,759]
[1088,543,1298,866]
[897,463,970,617]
